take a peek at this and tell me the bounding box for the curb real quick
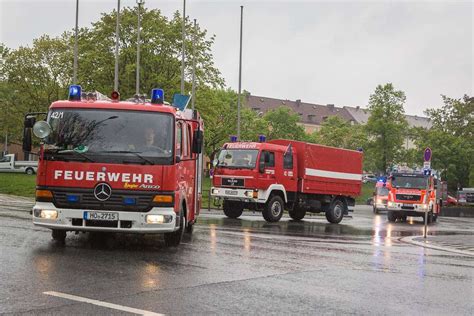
[400,235,474,257]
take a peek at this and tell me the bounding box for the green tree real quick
[311,116,367,150]
[416,95,473,191]
[263,107,306,141]
[365,83,408,173]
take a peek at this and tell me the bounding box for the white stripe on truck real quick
[305,168,362,181]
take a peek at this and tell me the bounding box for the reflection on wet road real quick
[0,206,472,315]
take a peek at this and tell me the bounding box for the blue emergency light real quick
[258,135,266,142]
[69,85,82,101]
[66,194,80,203]
[230,135,238,142]
[123,197,136,206]
[151,88,164,104]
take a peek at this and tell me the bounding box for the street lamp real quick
[136,0,145,95]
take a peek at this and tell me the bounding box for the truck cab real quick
[211,141,298,220]
[27,86,204,246]
[373,180,390,214]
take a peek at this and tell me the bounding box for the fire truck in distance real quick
[211,139,363,223]
[372,179,390,214]
[25,85,204,246]
[385,172,441,223]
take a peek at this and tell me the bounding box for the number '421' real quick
[51,112,64,119]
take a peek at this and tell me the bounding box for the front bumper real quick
[32,202,178,233]
[211,187,262,203]
[386,202,428,213]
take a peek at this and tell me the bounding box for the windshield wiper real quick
[102,151,155,165]
[57,149,95,162]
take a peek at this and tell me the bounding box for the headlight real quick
[420,204,428,210]
[35,209,58,219]
[146,214,172,224]
[377,198,383,204]
[388,202,396,207]
[245,190,258,198]
[212,188,219,195]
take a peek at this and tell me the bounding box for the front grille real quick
[396,194,421,201]
[221,177,245,187]
[49,187,155,212]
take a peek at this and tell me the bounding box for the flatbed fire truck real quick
[25,86,204,246]
[385,172,441,223]
[211,139,363,223]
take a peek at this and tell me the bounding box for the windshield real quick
[44,109,174,164]
[217,149,259,169]
[391,176,427,189]
[376,187,389,196]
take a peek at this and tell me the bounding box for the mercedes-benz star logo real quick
[94,183,112,201]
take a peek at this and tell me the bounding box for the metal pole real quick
[237,5,243,140]
[191,19,197,110]
[114,0,121,91]
[423,177,429,238]
[136,0,144,95]
[180,0,186,94]
[73,0,79,84]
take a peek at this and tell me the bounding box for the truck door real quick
[0,155,12,170]
[279,150,297,193]
[257,150,276,189]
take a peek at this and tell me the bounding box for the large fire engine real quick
[385,172,441,223]
[211,139,363,223]
[25,86,204,246]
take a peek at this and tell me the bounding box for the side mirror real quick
[259,160,265,173]
[22,128,32,152]
[192,130,203,154]
[24,117,36,128]
[212,159,218,167]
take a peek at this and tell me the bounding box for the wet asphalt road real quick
[0,206,473,315]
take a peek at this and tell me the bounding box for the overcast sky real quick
[1,0,472,116]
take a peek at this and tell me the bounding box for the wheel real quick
[373,205,379,214]
[164,212,184,247]
[400,215,407,222]
[185,221,194,234]
[262,195,284,222]
[289,208,306,221]
[222,200,244,219]
[387,211,398,222]
[432,214,438,222]
[423,211,433,224]
[325,199,345,224]
[51,229,66,242]
[25,168,35,175]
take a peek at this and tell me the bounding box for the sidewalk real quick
[403,234,474,257]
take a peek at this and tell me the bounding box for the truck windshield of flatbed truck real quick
[391,176,427,189]
[217,149,259,169]
[44,109,174,164]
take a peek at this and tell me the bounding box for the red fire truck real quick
[25,86,204,246]
[211,139,363,223]
[386,172,441,223]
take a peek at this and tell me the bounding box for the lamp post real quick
[191,19,197,110]
[237,5,244,140]
[114,0,121,92]
[180,0,186,94]
[73,0,79,84]
[136,0,145,95]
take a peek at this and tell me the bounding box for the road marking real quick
[400,236,474,257]
[44,291,164,316]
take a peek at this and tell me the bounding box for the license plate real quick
[84,211,119,221]
[402,204,412,207]
[225,190,238,196]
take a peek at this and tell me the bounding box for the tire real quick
[387,211,398,222]
[223,200,244,219]
[25,168,35,175]
[51,229,66,242]
[185,221,194,234]
[400,215,407,222]
[325,199,345,224]
[164,212,184,247]
[262,195,284,222]
[432,214,438,223]
[289,208,306,221]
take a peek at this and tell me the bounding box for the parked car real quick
[0,154,38,174]
[363,174,377,183]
